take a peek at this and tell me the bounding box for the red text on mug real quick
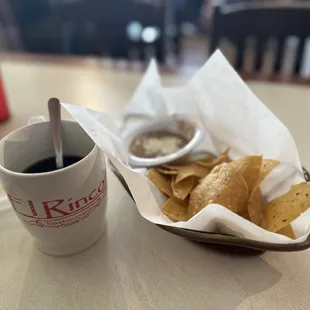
[7,180,106,228]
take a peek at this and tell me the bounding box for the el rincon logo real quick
[7,180,106,221]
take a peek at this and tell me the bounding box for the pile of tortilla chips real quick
[147,150,310,239]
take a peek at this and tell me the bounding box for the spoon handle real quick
[48,98,63,169]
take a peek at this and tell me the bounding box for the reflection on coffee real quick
[23,155,83,173]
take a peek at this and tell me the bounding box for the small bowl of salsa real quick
[125,116,204,167]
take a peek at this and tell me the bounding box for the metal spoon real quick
[48,97,64,169]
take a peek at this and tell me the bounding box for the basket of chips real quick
[63,51,310,252]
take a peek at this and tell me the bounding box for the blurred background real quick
[1,0,310,81]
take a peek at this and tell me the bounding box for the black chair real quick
[122,1,167,62]
[10,0,178,63]
[210,2,310,77]
[0,0,23,50]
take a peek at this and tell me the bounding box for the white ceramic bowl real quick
[124,116,204,168]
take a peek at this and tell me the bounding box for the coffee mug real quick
[0,120,107,256]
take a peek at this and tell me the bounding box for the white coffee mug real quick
[0,120,107,256]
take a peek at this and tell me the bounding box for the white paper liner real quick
[61,51,310,244]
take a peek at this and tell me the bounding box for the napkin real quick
[62,51,310,244]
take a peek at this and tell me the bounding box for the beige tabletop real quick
[1,55,310,310]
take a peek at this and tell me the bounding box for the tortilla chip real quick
[156,167,178,175]
[195,155,214,164]
[163,164,186,170]
[162,198,189,222]
[175,164,209,183]
[240,211,250,221]
[230,155,262,193]
[248,187,265,226]
[265,182,310,232]
[258,159,280,184]
[197,148,231,168]
[171,176,195,200]
[277,224,296,239]
[188,163,249,218]
[147,168,173,197]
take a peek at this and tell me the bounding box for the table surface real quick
[1,55,310,310]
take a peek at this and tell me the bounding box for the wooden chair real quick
[210,2,310,80]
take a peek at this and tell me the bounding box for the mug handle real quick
[0,183,9,213]
[0,116,47,212]
[0,195,10,213]
[28,116,46,125]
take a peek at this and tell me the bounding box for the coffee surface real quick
[23,155,83,173]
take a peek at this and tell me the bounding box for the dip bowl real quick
[124,116,204,168]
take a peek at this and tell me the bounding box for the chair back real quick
[210,2,310,77]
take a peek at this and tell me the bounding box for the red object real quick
[0,75,9,121]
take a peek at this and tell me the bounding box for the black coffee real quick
[23,155,83,173]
